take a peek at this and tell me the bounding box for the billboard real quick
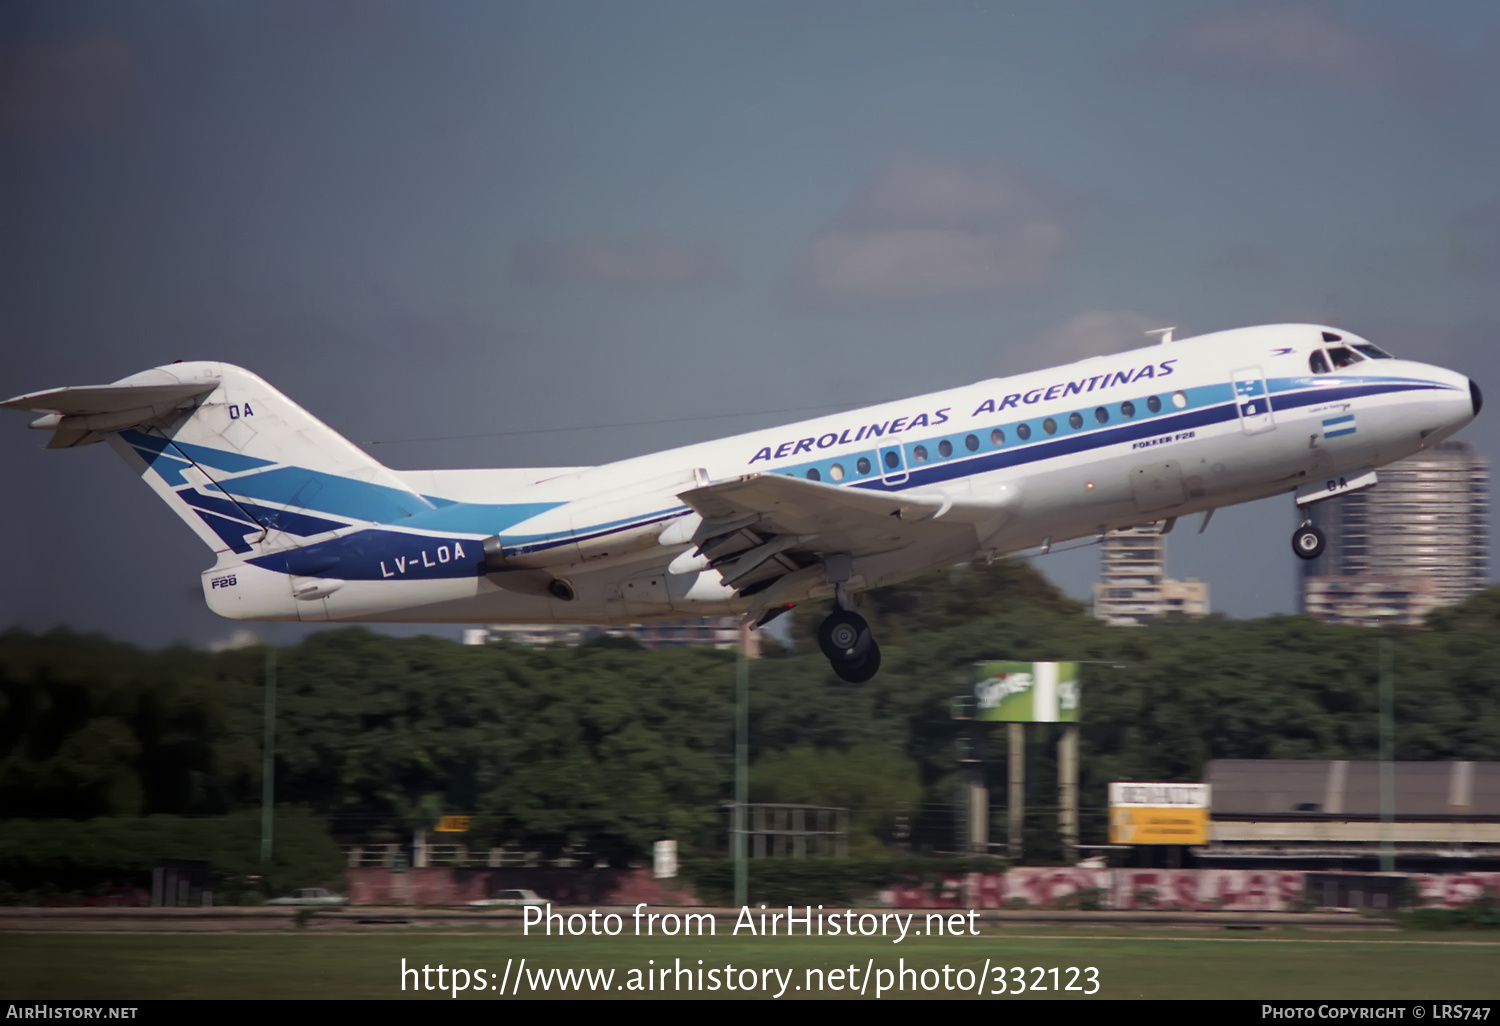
[972,661,1080,722]
[1108,782,1211,845]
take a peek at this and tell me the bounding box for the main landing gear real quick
[817,608,881,683]
[1292,521,1326,560]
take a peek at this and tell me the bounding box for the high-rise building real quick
[1093,524,1209,625]
[1300,439,1489,625]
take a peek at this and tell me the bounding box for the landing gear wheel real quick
[818,609,872,661]
[832,641,881,684]
[1292,524,1326,560]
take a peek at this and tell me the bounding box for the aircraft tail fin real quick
[4,361,435,560]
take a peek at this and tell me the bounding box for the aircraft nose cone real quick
[1472,378,1484,417]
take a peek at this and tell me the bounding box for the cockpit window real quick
[1327,346,1363,369]
[1353,343,1393,360]
[1309,351,1330,374]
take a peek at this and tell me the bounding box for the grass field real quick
[4,928,1499,1000]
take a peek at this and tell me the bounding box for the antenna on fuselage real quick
[1146,327,1176,344]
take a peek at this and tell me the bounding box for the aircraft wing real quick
[675,473,977,601]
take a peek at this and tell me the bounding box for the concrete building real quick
[1199,759,1500,866]
[1301,440,1489,625]
[1093,524,1210,625]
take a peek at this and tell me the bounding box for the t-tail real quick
[3,361,443,620]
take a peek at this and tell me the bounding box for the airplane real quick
[4,323,1481,682]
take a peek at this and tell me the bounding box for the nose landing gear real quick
[818,608,882,683]
[1292,522,1326,560]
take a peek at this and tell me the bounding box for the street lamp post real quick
[260,645,276,865]
[734,626,749,907]
[1379,638,1395,873]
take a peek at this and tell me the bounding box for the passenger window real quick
[991,428,1004,446]
[1016,423,1032,441]
[912,445,928,463]
[1042,418,1057,435]
[1094,407,1108,423]
[830,463,845,482]
[965,434,979,452]
[806,468,821,481]
[1068,412,1083,429]
[856,456,871,475]
[1309,351,1330,374]
[1120,400,1135,418]
[938,439,953,458]
[1146,396,1162,413]
[1328,346,1363,368]
[884,450,900,469]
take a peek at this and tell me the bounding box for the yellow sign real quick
[435,815,473,833]
[1109,806,1209,845]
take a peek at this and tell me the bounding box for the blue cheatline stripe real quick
[772,376,1451,493]
[178,488,348,538]
[849,399,1238,494]
[1324,428,1358,439]
[218,465,434,523]
[129,447,195,486]
[195,510,259,554]
[1322,414,1355,426]
[119,428,274,472]
[119,428,563,533]
[248,530,486,581]
[398,499,564,535]
[501,508,690,558]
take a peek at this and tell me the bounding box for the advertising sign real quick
[972,662,1080,722]
[1108,782,1210,845]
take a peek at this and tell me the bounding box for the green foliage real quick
[1399,889,1500,931]
[3,571,1500,867]
[0,810,344,898]
[751,744,921,855]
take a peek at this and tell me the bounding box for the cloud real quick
[0,36,140,132]
[790,155,1069,306]
[990,310,1169,377]
[1144,6,1451,99]
[512,235,735,290]
[1172,8,1384,79]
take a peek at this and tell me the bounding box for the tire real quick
[832,641,881,684]
[818,609,871,660]
[1292,524,1326,560]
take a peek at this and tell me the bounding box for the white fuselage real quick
[201,323,1473,626]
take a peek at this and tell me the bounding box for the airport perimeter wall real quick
[345,866,700,907]
[342,866,1500,910]
[898,869,1500,910]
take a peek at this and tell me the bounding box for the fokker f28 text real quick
[5,323,1480,681]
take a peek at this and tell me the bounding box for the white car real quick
[467,888,544,908]
[266,887,349,907]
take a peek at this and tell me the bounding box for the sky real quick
[3,1,1500,650]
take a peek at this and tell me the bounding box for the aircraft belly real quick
[1131,461,1185,513]
[317,575,549,623]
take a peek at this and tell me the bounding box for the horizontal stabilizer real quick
[3,369,220,448]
